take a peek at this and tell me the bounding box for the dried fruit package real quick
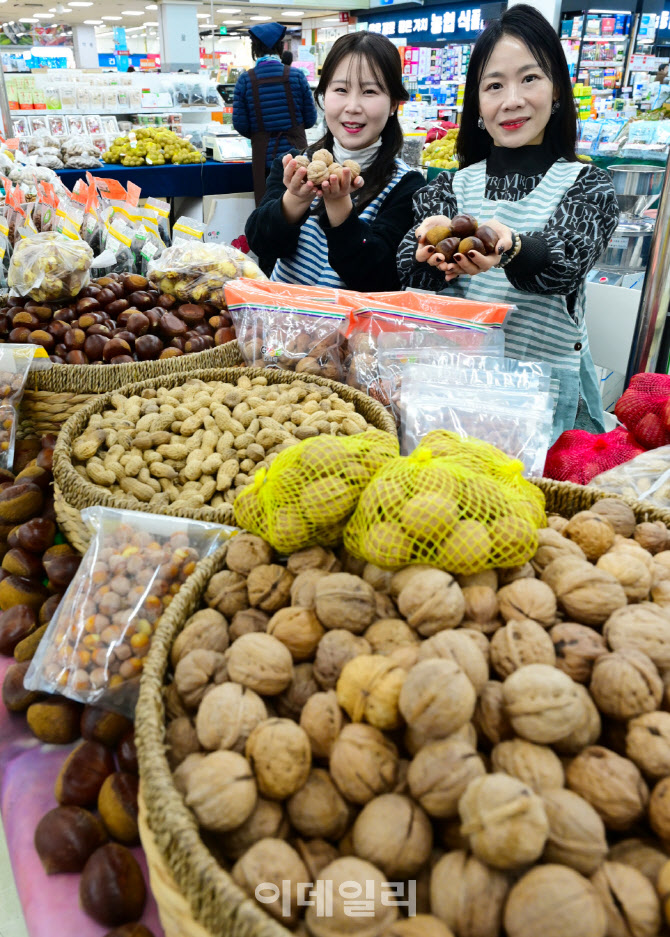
[0,344,36,470]
[225,279,350,381]
[400,364,554,477]
[24,507,234,716]
[8,231,93,302]
[234,429,399,554]
[344,429,546,573]
[148,241,266,309]
[589,445,670,507]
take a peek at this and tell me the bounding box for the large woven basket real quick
[53,367,397,553]
[19,342,243,439]
[135,478,670,937]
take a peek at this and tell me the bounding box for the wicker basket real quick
[53,367,398,553]
[135,478,670,937]
[18,342,243,440]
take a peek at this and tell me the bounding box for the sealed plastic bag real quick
[8,231,93,302]
[343,430,545,573]
[235,429,399,554]
[0,344,36,470]
[24,507,234,716]
[149,241,266,309]
[589,445,670,506]
[544,427,645,485]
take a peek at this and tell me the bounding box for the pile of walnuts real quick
[163,500,670,937]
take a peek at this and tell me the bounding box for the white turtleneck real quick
[332,137,382,173]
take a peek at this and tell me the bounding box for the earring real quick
[478,117,485,129]
[551,101,560,114]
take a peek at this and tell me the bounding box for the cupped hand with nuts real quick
[281,153,321,223]
[320,165,365,228]
[415,215,514,282]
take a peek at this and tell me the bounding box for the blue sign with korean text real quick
[358,2,494,43]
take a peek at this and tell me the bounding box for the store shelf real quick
[10,107,221,115]
[580,61,624,67]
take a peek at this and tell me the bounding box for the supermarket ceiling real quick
[0,0,361,40]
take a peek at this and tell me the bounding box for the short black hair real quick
[457,4,578,167]
[251,33,284,60]
[281,50,293,66]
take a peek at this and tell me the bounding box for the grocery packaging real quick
[234,429,399,553]
[102,128,205,167]
[24,506,233,715]
[545,427,646,485]
[589,446,670,507]
[615,373,670,449]
[0,345,36,470]
[148,242,266,309]
[8,232,93,303]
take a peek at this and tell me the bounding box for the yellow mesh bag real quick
[343,431,546,574]
[234,429,399,554]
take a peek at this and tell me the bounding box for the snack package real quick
[8,231,93,302]
[235,430,399,553]
[77,85,91,111]
[46,115,66,137]
[343,429,546,573]
[226,279,349,380]
[24,506,233,717]
[0,344,36,469]
[85,115,103,135]
[589,445,670,506]
[171,215,206,244]
[577,119,601,156]
[596,118,626,156]
[400,365,554,476]
[621,121,658,160]
[66,115,86,135]
[103,211,136,275]
[145,197,171,245]
[149,241,266,309]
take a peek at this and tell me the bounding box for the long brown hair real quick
[308,32,409,213]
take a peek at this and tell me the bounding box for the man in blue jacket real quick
[233,22,318,205]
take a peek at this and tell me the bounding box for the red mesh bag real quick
[544,427,646,485]
[615,373,670,449]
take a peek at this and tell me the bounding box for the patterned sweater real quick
[396,144,620,318]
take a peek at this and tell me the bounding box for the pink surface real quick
[0,656,164,937]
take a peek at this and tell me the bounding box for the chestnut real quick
[475,224,498,255]
[147,289,160,301]
[116,730,138,775]
[64,328,86,350]
[193,323,214,337]
[157,293,176,309]
[36,447,54,472]
[80,843,146,927]
[126,312,150,336]
[450,213,479,237]
[54,307,76,323]
[127,291,152,311]
[458,235,486,255]
[42,544,80,588]
[27,305,53,322]
[97,288,117,306]
[9,326,31,343]
[178,303,205,324]
[76,297,101,315]
[114,331,137,346]
[160,314,187,337]
[39,592,62,625]
[144,308,164,329]
[49,355,65,365]
[29,330,55,352]
[95,276,115,287]
[35,806,107,875]
[102,338,132,363]
[2,547,44,580]
[17,517,56,553]
[160,348,182,359]
[170,336,187,351]
[122,274,148,293]
[0,312,10,334]
[108,281,125,299]
[54,343,68,360]
[0,604,37,655]
[115,311,132,329]
[436,236,461,262]
[80,285,102,299]
[79,312,104,330]
[87,324,112,337]
[111,355,135,365]
[15,463,51,492]
[47,320,71,341]
[184,335,207,354]
[104,924,156,937]
[2,660,42,711]
[81,706,132,748]
[98,772,139,844]
[7,296,24,307]
[215,327,235,345]
[12,311,40,330]
[55,740,116,806]
[42,434,57,451]
[134,335,163,361]
[106,299,130,317]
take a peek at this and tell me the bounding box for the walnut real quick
[364,619,418,655]
[653,550,670,587]
[299,689,344,759]
[312,148,333,166]
[287,545,340,575]
[459,773,549,869]
[226,533,273,576]
[184,750,257,832]
[542,788,607,874]
[163,682,189,721]
[634,520,669,554]
[339,546,367,576]
[564,511,615,560]
[286,767,350,840]
[596,551,652,602]
[408,736,486,818]
[491,739,564,793]
[220,798,288,860]
[375,591,398,621]
[383,916,453,937]
[399,658,476,740]
[306,159,329,185]
[550,622,607,683]
[304,857,398,937]
[336,654,406,730]
[474,680,514,745]
[497,562,535,584]
[497,579,557,627]
[405,719,476,758]
[609,536,655,573]
[363,563,394,593]
[490,619,556,678]
[173,752,205,796]
[295,838,340,881]
[589,649,662,720]
[651,579,670,607]
[170,609,229,667]
[542,557,627,626]
[390,564,435,599]
[566,746,649,831]
[205,569,248,618]
[352,793,432,879]
[430,850,510,937]
[590,862,661,937]
[266,607,324,662]
[397,569,465,636]
[554,684,602,755]
[232,838,309,926]
[626,711,670,778]
[502,664,584,744]
[313,629,371,690]
[547,514,569,533]
[461,584,499,630]
[590,498,637,537]
[607,838,670,886]
[225,632,293,695]
[229,608,269,641]
[290,569,329,609]
[650,776,670,840]
[503,865,607,937]
[315,573,377,633]
[604,603,670,671]
[166,716,200,769]
[245,718,311,800]
[276,662,319,721]
[195,682,266,752]
[531,527,586,575]
[417,629,489,694]
[330,723,398,804]
[174,649,227,709]
[458,569,498,590]
[247,564,294,612]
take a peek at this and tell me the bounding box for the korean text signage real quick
[360,3,491,42]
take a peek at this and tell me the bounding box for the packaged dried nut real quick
[566,746,649,831]
[0,346,36,471]
[502,664,584,744]
[430,849,510,937]
[491,739,564,794]
[589,649,662,720]
[24,507,232,716]
[590,862,661,937]
[541,557,627,626]
[503,864,607,937]
[541,788,608,874]
[626,711,670,778]
[550,622,606,683]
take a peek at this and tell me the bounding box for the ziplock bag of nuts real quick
[24,506,234,716]
[589,446,670,508]
[0,344,36,470]
[225,279,350,381]
[8,231,94,302]
[400,364,554,477]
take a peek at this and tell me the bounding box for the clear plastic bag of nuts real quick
[0,344,36,470]
[24,506,235,716]
[589,446,670,508]
[8,231,94,302]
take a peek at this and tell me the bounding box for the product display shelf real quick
[55,159,253,199]
[11,107,219,116]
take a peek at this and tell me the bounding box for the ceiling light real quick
[249,14,271,20]
[101,14,122,19]
[121,9,144,14]
[19,17,38,22]
[34,12,55,18]
[144,20,157,24]
[223,18,243,24]
[196,12,210,16]
[68,2,94,6]
[84,19,103,23]
[217,7,240,12]
[282,9,304,14]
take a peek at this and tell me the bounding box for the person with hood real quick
[233,22,318,204]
